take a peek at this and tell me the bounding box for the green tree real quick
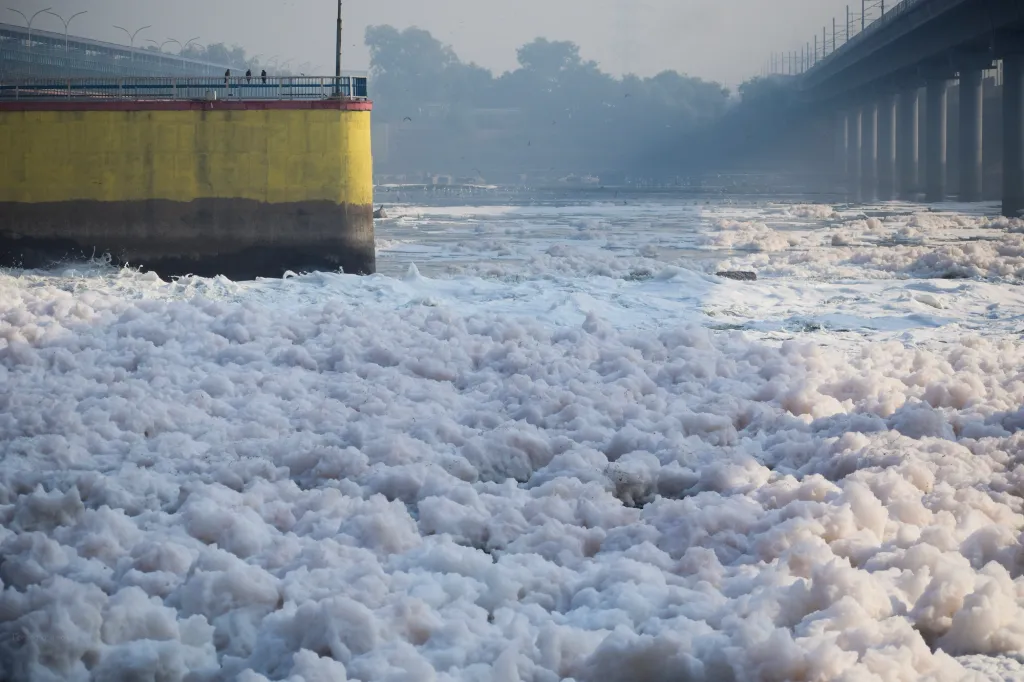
[365,25,732,179]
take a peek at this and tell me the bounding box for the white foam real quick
[2,199,1023,680]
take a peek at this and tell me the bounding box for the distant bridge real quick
[0,22,234,79]
[754,0,1024,216]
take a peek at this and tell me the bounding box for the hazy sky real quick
[9,0,861,86]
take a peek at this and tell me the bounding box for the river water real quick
[1,191,1023,680]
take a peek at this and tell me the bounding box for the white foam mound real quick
[701,219,809,252]
[2,202,1024,681]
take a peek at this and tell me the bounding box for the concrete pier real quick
[850,109,862,200]
[861,102,878,201]
[836,110,849,192]
[877,93,897,201]
[898,88,920,199]
[1005,55,1024,218]
[959,69,984,202]
[925,79,948,202]
[0,99,376,278]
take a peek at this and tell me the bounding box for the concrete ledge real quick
[0,198,375,279]
[0,99,373,112]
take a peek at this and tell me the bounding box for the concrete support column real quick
[925,79,948,202]
[877,93,897,201]
[849,109,862,200]
[898,87,920,199]
[861,101,877,202]
[836,110,849,192]
[959,69,984,202]
[1004,55,1024,217]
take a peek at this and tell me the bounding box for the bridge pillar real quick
[1004,55,1024,218]
[861,101,877,202]
[898,88,920,199]
[959,69,984,202]
[835,111,849,193]
[877,93,897,201]
[925,79,948,202]
[849,109,862,201]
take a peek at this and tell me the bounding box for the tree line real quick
[365,25,734,182]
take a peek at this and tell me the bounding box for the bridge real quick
[0,21,234,79]
[780,0,1024,215]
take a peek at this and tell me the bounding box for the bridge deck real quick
[800,0,1024,100]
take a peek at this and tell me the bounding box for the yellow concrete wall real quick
[0,109,373,206]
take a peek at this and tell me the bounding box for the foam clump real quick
[2,202,1024,680]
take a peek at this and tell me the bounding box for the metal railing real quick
[804,0,945,78]
[0,76,370,101]
[0,22,232,78]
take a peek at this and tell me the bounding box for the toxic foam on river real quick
[1,199,1024,681]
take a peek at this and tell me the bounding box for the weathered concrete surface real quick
[0,199,375,278]
[0,99,374,279]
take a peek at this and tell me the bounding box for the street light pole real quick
[113,24,152,61]
[7,7,52,50]
[145,38,175,52]
[335,0,343,95]
[43,10,86,54]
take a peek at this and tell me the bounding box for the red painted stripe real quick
[0,99,373,112]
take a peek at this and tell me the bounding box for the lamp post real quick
[43,9,86,54]
[113,24,151,61]
[335,0,343,95]
[7,7,52,50]
[145,38,176,52]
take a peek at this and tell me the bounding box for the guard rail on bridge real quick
[806,0,931,78]
[800,0,1009,91]
[0,76,370,101]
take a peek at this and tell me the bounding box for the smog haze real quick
[9,0,856,85]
